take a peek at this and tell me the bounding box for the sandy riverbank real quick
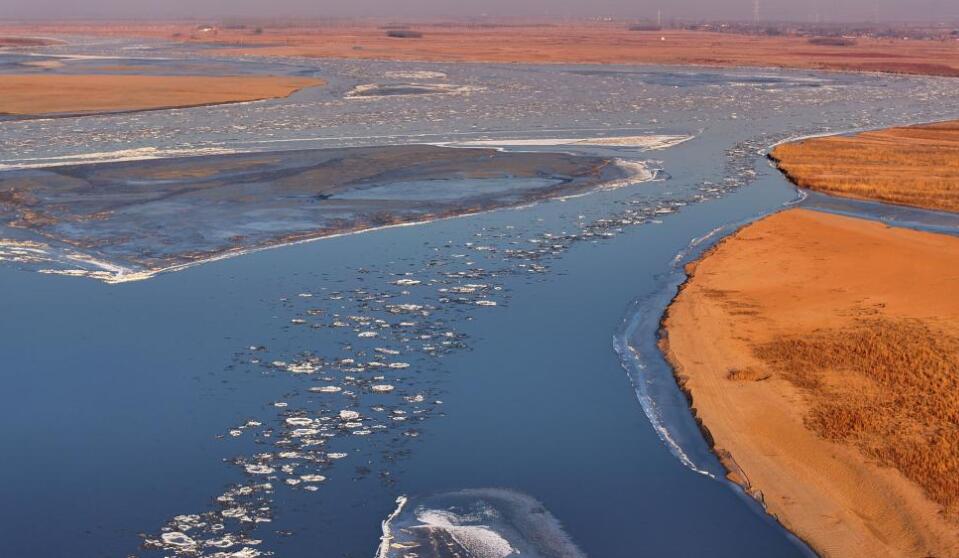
[3,23,959,76]
[771,120,959,212]
[661,208,959,557]
[0,74,323,116]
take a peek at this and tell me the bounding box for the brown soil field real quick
[0,74,323,116]
[662,208,959,557]
[3,22,959,76]
[771,120,959,213]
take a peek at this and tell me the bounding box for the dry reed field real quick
[755,318,959,513]
[771,120,959,212]
[4,22,959,76]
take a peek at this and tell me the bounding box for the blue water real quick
[799,190,959,235]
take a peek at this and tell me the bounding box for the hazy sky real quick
[3,0,957,22]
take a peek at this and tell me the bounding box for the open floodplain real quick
[2,35,959,558]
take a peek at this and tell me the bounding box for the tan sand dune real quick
[662,208,959,557]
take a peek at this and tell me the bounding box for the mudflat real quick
[3,23,959,76]
[0,144,624,277]
[662,208,959,557]
[0,74,323,116]
[771,120,959,212]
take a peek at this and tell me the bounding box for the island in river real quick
[770,120,959,213]
[0,144,637,280]
[0,74,323,118]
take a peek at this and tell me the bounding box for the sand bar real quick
[662,208,959,557]
[0,74,323,116]
[771,120,959,212]
[0,145,630,277]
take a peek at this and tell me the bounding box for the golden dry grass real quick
[755,318,959,512]
[4,23,959,76]
[726,367,770,382]
[771,120,959,212]
[0,74,323,116]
